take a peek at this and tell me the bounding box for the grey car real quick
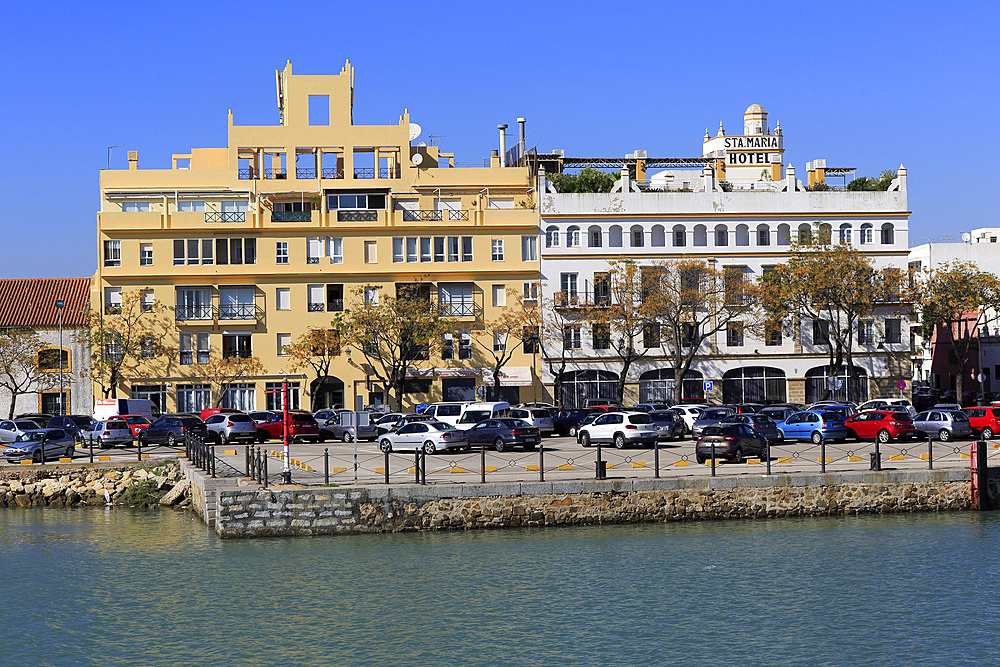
[691,407,736,438]
[0,419,42,444]
[647,410,685,441]
[319,413,378,443]
[83,418,134,448]
[912,410,975,441]
[3,429,76,463]
[205,413,257,445]
[719,414,783,444]
[508,408,555,436]
[465,418,542,452]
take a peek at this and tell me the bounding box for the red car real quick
[117,414,153,437]
[256,412,320,442]
[844,410,916,443]
[963,407,1000,439]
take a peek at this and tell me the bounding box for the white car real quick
[669,405,706,435]
[578,411,659,449]
[0,419,43,444]
[421,402,469,426]
[857,398,916,417]
[508,407,555,436]
[83,418,134,448]
[378,421,468,454]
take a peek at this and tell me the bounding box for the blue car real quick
[776,410,849,443]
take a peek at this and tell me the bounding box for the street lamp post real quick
[56,298,64,416]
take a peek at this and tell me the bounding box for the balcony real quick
[238,168,253,180]
[327,298,344,312]
[263,168,287,179]
[402,210,444,222]
[272,210,312,223]
[295,169,317,179]
[553,290,611,309]
[308,303,324,312]
[379,167,400,179]
[176,305,214,321]
[223,349,253,359]
[439,302,482,318]
[205,211,245,223]
[219,303,262,321]
[354,168,375,179]
[321,168,343,179]
[337,210,378,222]
[447,210,470,221]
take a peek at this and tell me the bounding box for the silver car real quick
[508,408,555,436]
[319,413,378,443]
[691,407,736,438]
[0,419,42,444]
[4,429,76,462]
[83,419,134,448]
[205,413,257,445]
[912,410,975,441]
[378,421,468,454]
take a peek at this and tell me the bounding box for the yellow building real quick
[95,60,542,413]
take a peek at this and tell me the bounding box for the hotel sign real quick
[724,136,781,150]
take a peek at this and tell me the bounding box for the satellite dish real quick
[408,123,422,142]
[416,142,426,147]
[411,153,423,166]
[962,232,972,242]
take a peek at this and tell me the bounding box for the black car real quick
[695,424,767,464]
[47,415,95,442]
[465,418,541,452]
[553,408,589,437]
[137,414,209,447]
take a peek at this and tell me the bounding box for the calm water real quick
[2,508,999,666]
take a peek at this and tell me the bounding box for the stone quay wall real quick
[0,461,185,508]
[211,468,997,538]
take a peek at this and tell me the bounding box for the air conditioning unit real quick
[634,150,647,158]
[552,149,564,157]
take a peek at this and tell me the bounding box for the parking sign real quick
[703,381,713,392]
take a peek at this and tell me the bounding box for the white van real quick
[93,398,159,422]
[455,402,510,430]
[422,402,469,426]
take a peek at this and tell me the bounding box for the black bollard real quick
[654,440,660,479]
[820,436,826,473]
[873,436,882,471]
[414,451,420,484]
[137,438,142,462]
[765,440,771,475]
[262,449,268,488]
[89,437,94,464]
[710,439,716,477]
[596,442,605,480]
[927,434,933,470]
[324,448,330,485]
[480,445,486,484]
[210,444,216,477]
[384,450,390,484]
[420,450,427,485]
[538,445,544,482]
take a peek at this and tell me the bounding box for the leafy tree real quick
[193,355,266,407]
[0,329,58,418]
[549,167,617,193]
[475,289,540,401]
[285,328,344,408]
[920,262,1000,402]
[77,289,170,399]
[847,169,897,191]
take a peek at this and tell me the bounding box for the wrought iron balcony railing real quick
[402,210,444,221]
[439,302,480,318]
[308,303,325,312]
[353,168,375,179]
[272,210,311,222]
[379,167,400,179]
[218,304,260,320]
[327,299,344,312]
[338,210,378,222]
[205,211,245,223]
[321,168,343,179]
[295,169,317,179]
[263,168,287,179]
[176,305,214,321]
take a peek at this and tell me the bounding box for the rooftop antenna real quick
[275,67,286,125]
[107,144,123,170]
[427,135,446,145]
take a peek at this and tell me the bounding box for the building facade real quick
[536,105,913,407]
[95,61,541,413]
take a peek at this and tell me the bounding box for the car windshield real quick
[14,421,38,430]
[701,409,730,420]
[648,412,674,421]
[890,413,913,421]
[751,415,775,424]
[429,422,455,430]
[951,411,970,421]
[70,416,94,427]
[460,410,491,423]
[16,432,44,442]
[292,414,315,422]
[125,416,148,424]
[820,412,844,421]
[628,414,652,424]
[229,415,253,423]
[531,409,551,418]
[701,426,725,436]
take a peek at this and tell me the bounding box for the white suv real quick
[857,398,916,417]
[578,411,659,448]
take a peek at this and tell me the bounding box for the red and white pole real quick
[281,376,292,484]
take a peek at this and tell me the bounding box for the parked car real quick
[670,405,706,435]
[843,410,916,443]
[455,402,511,430]
[256,413,320,442]
[691,407,736,438]
[0,419,43,444]
[3,429,76,463]
[857,398,916,417]
[376,414,434,436]
[16,413,54,424]
[730,403,765,414]
[421,402,469,426]
[631,403,670,413]
[250,410,277,424]
[776,411,849,443]
[695,424,767,464]
[47,415,95,442]
[137,414,209,447]
[578,411,659,448]
[118,414,154,437]
[205,413,258,445]
[378,421,467,453]
[318,413,378,443]
[465,418,541,451]
[913,410,975,441]
[372,413,405,432]
[931,403,964,412]
[199,408,244,421]
[83,418,134,448]
[759,406,796,424]
[584,399,623,408]
[719,414,783,444]
[647,410,685,441]
[553,408,589,437]
[963,406,1000,439]
[809,401,859,416]
[508,407,555,436]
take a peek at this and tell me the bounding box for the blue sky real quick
[3,0,998,278]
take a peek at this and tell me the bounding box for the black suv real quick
[48,415,96,442]
[137,414,208,446]
[552,409,588,437]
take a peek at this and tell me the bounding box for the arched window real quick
[797,223,812,244]
[839,223,852,244]
[722,367,786,404]
[860,223,873,245]
[558,369,619,408]
[693,224,707,246]
[756,224,770,246]
[714,224,728,246]
[37,347,69,372]
[630,225,644,247]
[609,225,623,248]
[817,223,832,244]
[881,223,895,245]
[545,226,560,248]
[588,225,603,248]
[673,225,686,247]
[566,225,581,247]
[651,224,666,247]
[777,223,791,246]
[805,365,869,404]
[638,368,704,403]
[735,224,750,246]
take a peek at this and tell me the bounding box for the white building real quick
[536,105,912,407]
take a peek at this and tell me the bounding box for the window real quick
[441,334,455,360]
[364,286,379,306]
[523,281,539,301]
[420,237,432,262]
[593,273,610,306]
[215,238,255,265]
[202,239,214,265]
[492,238,504,261]
[186,239,200,265]
[308,284,324,312]
[307,238,323,264]
[564,325,582,350]
[560,273,578,300]
[140,336,157,359]
[681,323,697,348]
[103,240,121,267]
[545,226,560,248]
[724,267,747,305]
[839,224,852,244]
[141,290,154,313]
[122,201,150,213]
[276,241,289,264]
[276,288,290,311]
[715,226,728,247]
[222,383,255,411]
[881,224,895,245]
[858,320,874,345]
[727,322,744,347]
[222,334,252,359]
[434,237,445,262]
[176,288,211,320]
[631,226,644,248]
[177,200,205,212]
[406,237,418,263]
[673,226,686,247]
[521,235,538,261]
[392,238,404,263]
[176,384,210,413]
[265,382,300,411]
[765,326,782,346]
[592,323,610,350]
[459,333,472,359]
[493,333,507,352]
[492,284,506,307]
[643,322,660,348]
[37,348,68,372]
[860,224,873,245]
[179,332,210,365]
[131,385,167,413]
[590,227,603,248]
[813,319,830,346]
[327,193,386,210]
[219,286,254,319]
[439,283,474,317]
[105,287,122,315]
[139,243,153,266]
[567,226,581,247]
[327,237,343,264]
[220,200,249,213]
[885,318,902,344]
[364,241,377,263]
[327,284,344,311]
[523,327,540,354]
[757,225,770,246]
[277,333,291,356]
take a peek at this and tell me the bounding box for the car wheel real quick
[568,425,578,437]
[343,431,354,443]
[379,439,392,453]
[220,433,229,447]
[64,447,74,459]
[810,431,823,445]
[494,437,506,453]
[166,434,176,447]
[613,433,626,449]
[696,453,706,464]
[32,450,42,463]
[938,429,951,442]
[732,447,744,464]
[423,440,437,454]
[580,432,591,447]
[982,427,994,439]
[257,431,267,444]
[877,429,891,444]
[524,443,536,451]
[98,436,108,449]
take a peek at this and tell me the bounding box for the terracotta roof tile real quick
[0,278,91,329]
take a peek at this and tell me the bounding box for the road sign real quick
[897,380,907,390]
[476,385,486,400]
[703,381,713,392]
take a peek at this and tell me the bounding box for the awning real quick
[482,367,533,387]
[435,367,482,378]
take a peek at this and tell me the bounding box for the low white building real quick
[536,105,912,407]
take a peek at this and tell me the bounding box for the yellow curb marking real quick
[331,467,347,473]
[778,457,791,463]
[848,456,863,462]
[526,465,540,471]
[674,461,688,467]
[224,449,237,455]
[98,456,111,461]
[485,466,497,472]
[450,467,465,473]
[889,454,904,461]
[558,464,572,470]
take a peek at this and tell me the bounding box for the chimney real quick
[498,124,508,167]
[517,117,526,149]
[490,149,500,168]
[128,151,138,170]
